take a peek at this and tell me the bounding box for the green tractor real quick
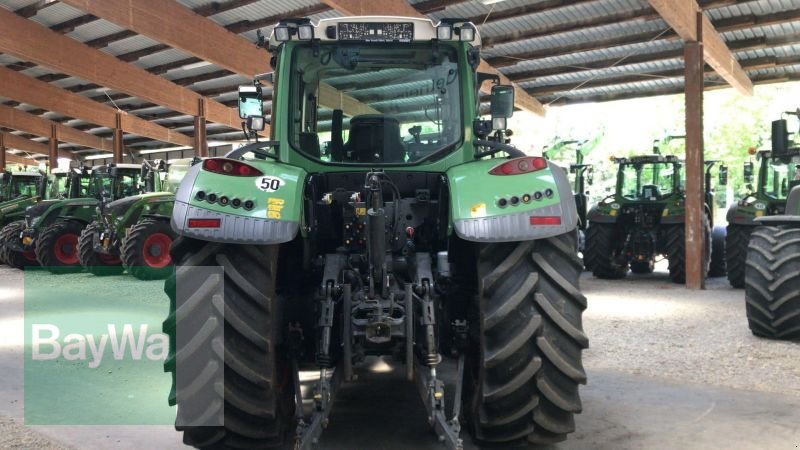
[2,164,142,272]
[744,184,800,339]
[584,137,727,282]
[0,169,74,266]
[543,136,601,244]
[163,16,587,450]
[726,111,800,288]
[78,159,179,280]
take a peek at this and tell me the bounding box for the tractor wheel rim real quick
[142,233,172,268]
[53,234,79,265]
[23,250,36,262]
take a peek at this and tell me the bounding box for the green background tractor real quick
[744,184,800,339]
[163,16,587,450]
[78,159,181,280]
[726,112,800,288]
[0,169,74,267]
[584,137,727,283]
[2,164,141,273]
[542,135,601,237]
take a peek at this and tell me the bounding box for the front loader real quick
[163,16,588,450]
[583,136,727,282]
[726,110,800,287]
[78,159,178,280]
[2,164,141,272]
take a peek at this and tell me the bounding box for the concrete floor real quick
[1,264,799,450]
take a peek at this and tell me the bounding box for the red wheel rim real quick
[142,233,172,268]
[53,233,79,265]
[23,250,36,262]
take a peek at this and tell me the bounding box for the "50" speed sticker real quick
[256,176,284,192]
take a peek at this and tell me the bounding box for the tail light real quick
[530,216,561,226]
[203,158,263,177]
[188,218,221,228]
[489,157,548,175]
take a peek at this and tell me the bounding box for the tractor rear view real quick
[78,159,179,279]
[162,16,587,450]
[726,111,800,288]
[584,137,727,282]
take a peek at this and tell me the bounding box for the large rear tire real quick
[744,225,800,339]
[121,218,175,280]
[465,232,588,446]
[0,220,37,269]
[35,219,85,274]
[709,225,727,277]
[665,218,710,284]
[78,221,124,276]
[586,223,628,279]
[163,237,294,449]
[725,224,752,288]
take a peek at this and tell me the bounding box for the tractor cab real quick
[90,163,144,202]
[2,172,43,200]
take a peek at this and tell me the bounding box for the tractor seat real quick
[344,115,405,163]
[641,184,661,200]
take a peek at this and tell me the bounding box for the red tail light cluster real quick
[489,157,548,175]
[203,158,263,177]
[188,218,221,228]
[530,216,562,226]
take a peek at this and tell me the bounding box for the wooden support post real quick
[0,132,5,172]
[684,12,705,290]
[195,98,208,158]
[113,112,124,163]
[49,124,58,172]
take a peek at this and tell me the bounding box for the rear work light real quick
[203,158,263,177]
[188,218,221,228]
[530,216,562,226]
[489,157,548,175]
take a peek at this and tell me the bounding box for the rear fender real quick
[171,160,305,244]
[447,160,577,242]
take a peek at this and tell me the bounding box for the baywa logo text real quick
[31,323,168,369]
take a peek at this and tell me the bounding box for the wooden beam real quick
[0,7,241,130]
[526,53,800,97]
[648,0,753,95]
[195,99,208,157]
[466,0,594,26]
[60,0,377,123]
[0,133,5,171]
[320,0,546,116]
[59,0,267,80]
[0,66,193,147]
[49,124,59,171]
[0,104,113,151]
[5,132,52,156]
[684,15,705,290]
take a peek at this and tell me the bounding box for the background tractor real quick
[1,164,141,273]
[163,16,587,450]
[726,111,800,288]
[542,136,601,246]
[744,184,800,339]
[0,169,75,267]
[78,159,179,280]
[584,136,728,282]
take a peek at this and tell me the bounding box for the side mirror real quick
[490,85,514,130]
[109,167,118,178]
[719,165,728,186]
[743,162,754,183]
[238,85,264,120]
[772,119,789,155]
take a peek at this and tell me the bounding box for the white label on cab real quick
[256,176,284,192]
